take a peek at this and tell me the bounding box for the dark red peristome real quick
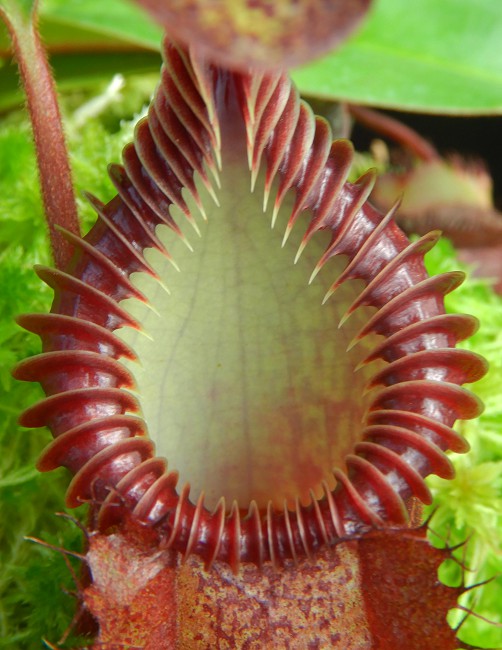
[14,39,486,571]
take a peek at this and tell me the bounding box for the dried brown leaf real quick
[83,524,468,649]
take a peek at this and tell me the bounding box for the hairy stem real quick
[0,0,80,268]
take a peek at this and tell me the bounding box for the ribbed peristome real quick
[14,39,486,571]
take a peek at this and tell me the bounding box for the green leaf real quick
[0,0,36,23]
[3,0,501,113]
[0,0,162,54]
[39,0,162,50]
[292,0,502,114]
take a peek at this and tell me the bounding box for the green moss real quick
[424,238,502,648]
[0,78,150,648]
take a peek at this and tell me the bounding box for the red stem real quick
[347,104,440,163]
[0,2,80,269]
